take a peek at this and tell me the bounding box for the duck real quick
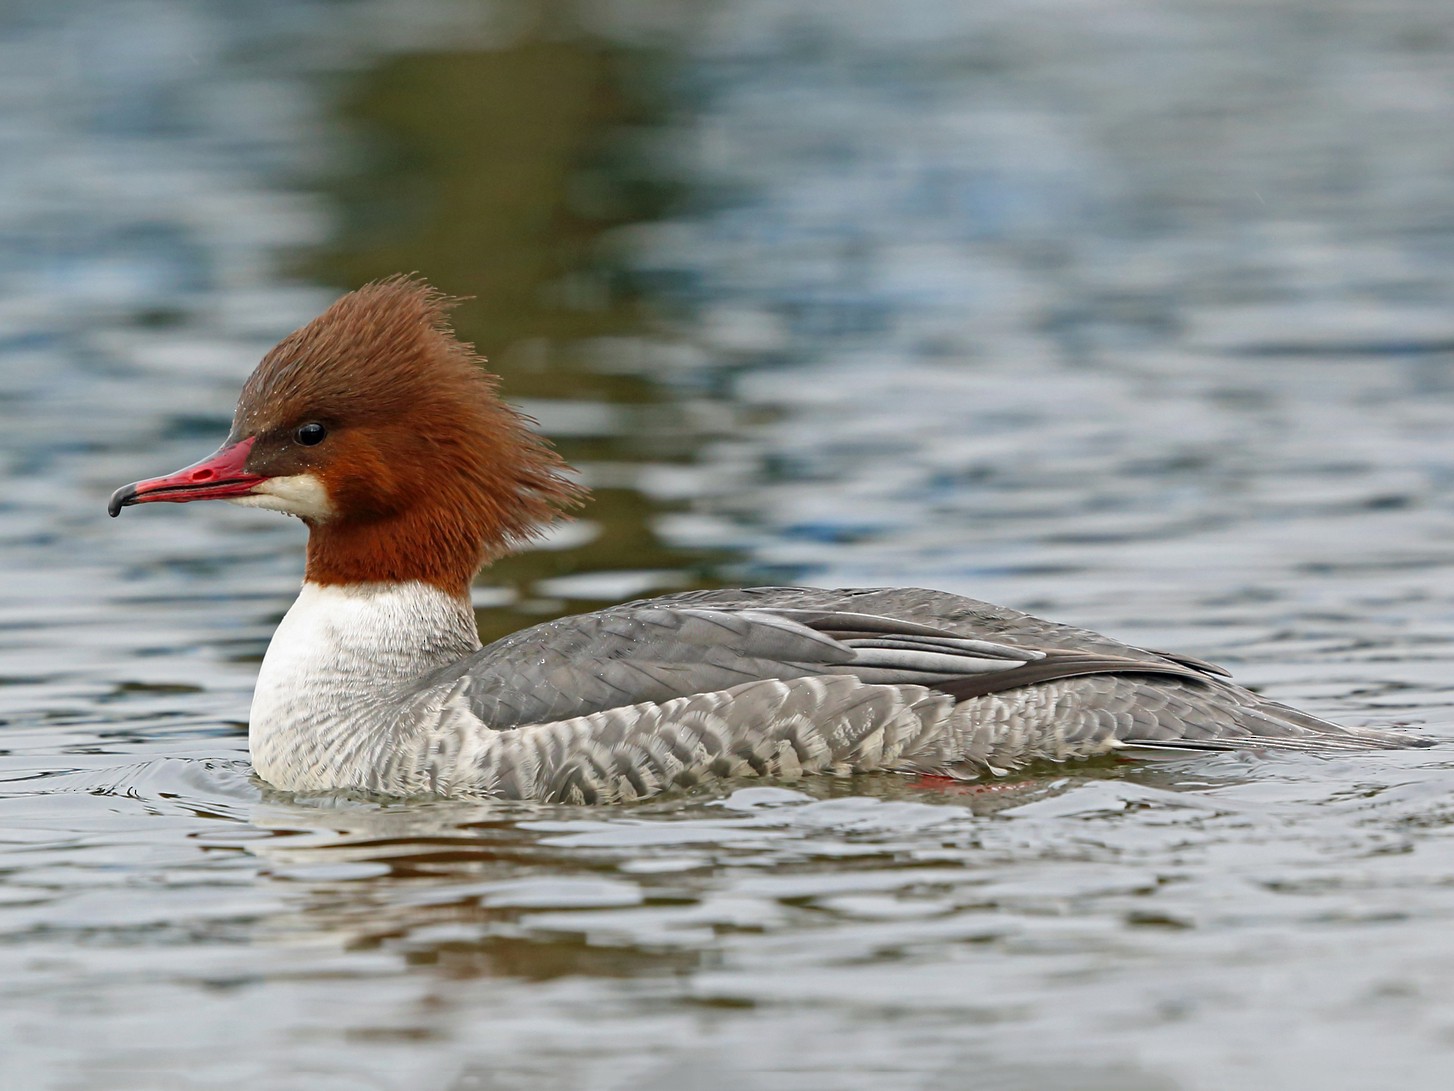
[108,277,1430,802]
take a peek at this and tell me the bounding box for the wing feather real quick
[451,597,1218,731]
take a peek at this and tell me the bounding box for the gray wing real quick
[444,595,1210,731]
[616,585,1216,663]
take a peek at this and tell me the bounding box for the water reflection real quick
[240,783,1002,969]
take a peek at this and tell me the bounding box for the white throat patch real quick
[227,473,335,521]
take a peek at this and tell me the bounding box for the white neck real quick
[249,581,482,791]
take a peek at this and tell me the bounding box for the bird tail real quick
[899,675,1433,779]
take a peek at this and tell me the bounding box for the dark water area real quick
[7,1,1454,1087]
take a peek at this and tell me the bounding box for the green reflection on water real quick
[309,20,729,641]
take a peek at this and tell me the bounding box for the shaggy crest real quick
[235,276,585,595]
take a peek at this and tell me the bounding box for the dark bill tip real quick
[108,483,139,517]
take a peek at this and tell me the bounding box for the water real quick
[5,1,1454,1087]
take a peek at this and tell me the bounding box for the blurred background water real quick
[6,0,1454,1087]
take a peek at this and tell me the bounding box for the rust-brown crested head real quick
[229,275,585,595]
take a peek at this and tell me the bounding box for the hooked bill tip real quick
[107,484,138,518]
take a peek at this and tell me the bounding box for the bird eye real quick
[295,422,327,446]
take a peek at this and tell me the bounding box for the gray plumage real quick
[297,585,1425,804]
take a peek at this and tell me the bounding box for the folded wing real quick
[447,602,1211,731]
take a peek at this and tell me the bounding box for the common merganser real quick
[108,277,1430,802]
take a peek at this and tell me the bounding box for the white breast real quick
[248,581,482,791]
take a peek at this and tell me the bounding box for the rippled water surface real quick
[8,2,1454,1087]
